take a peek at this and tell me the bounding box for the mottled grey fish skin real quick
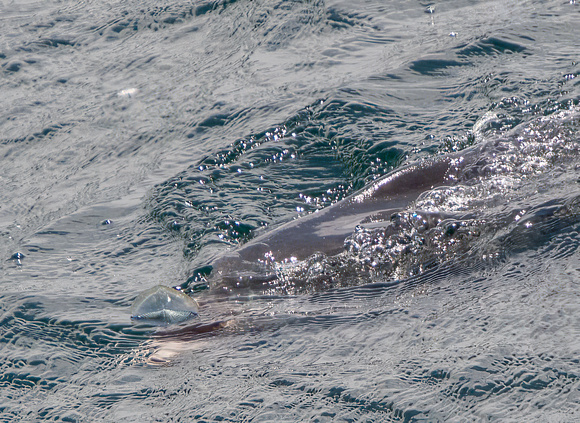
[139,109,580,305]
[207,153,466,288]
[207,108,580,291]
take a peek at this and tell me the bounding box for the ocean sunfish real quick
[131,147,475,324]
[125,108,580,326]
[206,152,466,289]
[202,108,580,293]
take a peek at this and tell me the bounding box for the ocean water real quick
[1,0,580,421]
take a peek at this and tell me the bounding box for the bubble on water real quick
[117,88,139,97]
[131,285,199,324]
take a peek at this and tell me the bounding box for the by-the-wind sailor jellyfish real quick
[131,285,199,324]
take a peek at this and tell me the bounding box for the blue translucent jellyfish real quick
[131,285,199,324]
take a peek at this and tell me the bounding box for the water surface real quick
[1,0,579,421]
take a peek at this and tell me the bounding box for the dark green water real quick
[1,0,579,421]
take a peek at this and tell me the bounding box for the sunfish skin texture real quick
[206,153,467,287]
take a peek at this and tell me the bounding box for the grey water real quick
[1,0,580,421]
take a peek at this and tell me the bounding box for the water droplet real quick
[10,252,24,266]
[11,252,24,260]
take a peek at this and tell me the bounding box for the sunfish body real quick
[133,142,484,322]
[131,109,580,326]
[131,154,462,323]
[206,152,468,287]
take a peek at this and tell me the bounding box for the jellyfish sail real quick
[131,285,199,324]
